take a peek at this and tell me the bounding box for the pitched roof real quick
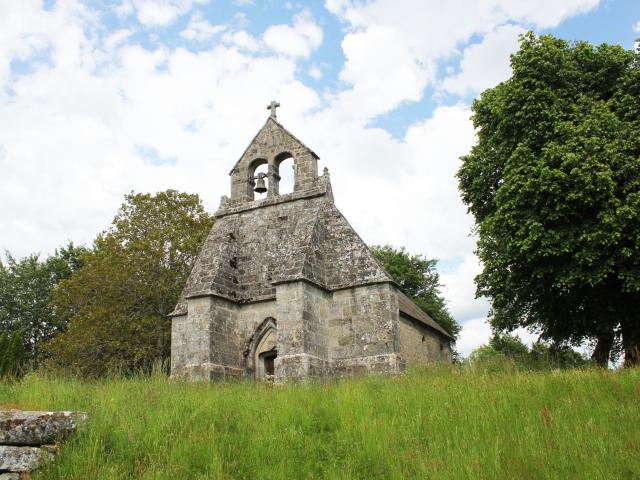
[397,291,453,340]
[170,193,393,316]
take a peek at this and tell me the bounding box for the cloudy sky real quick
[1,0,638,355]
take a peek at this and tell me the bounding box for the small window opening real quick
[421,336,425,343]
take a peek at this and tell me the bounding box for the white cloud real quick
[181,12,226,41]
[263,11,323,58]
[634,21,640,32]
[333,25,434,119]
[104,29,135,50]
[308,65,322,80]
[457,318,492,356]
[132,0,209,27]
[441,255,490,324]
[326,0,599,119]
[233,0,254,6]
[0,3,319,260]
[232,12,250,28]
[456,319,543,358]
[114,0,135,18]
[222,30,260,51]
[0,1,97,88]
[442,24,526,95]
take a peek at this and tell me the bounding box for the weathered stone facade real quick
[170,108,452,381]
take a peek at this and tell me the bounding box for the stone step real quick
[0,445,53,473]
[0,411,87,446]
[0,473,20,480]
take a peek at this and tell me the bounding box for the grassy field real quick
[1,366,638,479]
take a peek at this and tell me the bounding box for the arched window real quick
[275,152,295,195]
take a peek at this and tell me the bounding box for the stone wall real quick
[398,315,452,366]
[0,411,86,478]
[171,281,417,381]
[170,272,452,381]
[275,281,330,379]
[329,283,399,360]
[171,296,242,380]
[328,283,403,375]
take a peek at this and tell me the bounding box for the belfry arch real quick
[274,152,295,195]
[227,111,319,204]
[244,158,267,201]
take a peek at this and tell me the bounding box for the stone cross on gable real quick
[267,100,280,119]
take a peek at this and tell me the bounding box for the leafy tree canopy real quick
[0,330,26,379]
[457,33,640,365]
[0,242,86,364]
[470,333,588,370]
[47,190,214,377]
[489,333,529,358]
[371,245,461,340]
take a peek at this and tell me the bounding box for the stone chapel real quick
[169,103,453,381]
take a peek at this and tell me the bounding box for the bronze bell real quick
[254,176,267,194]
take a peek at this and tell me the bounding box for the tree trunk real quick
[621,320,640,367]
[591,329,614,368]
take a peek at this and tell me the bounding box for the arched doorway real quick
[254,326,277,379]
[244,318,277,379]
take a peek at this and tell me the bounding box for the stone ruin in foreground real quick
[0,410,86,478]
[170,103,453,382]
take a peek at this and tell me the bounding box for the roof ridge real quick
[397,290,453,339]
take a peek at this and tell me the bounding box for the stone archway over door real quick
[255,327,277,378]
[243,317,277,379]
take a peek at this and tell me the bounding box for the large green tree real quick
[0,243,86,365]
[48,190,214,376]
[371,245,461,340]
[0,330,26,378]
[457,33,640,366]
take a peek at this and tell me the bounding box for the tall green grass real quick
[1,366,638,479]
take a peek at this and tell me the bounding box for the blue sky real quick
[1,0,639,355]
[75,0,640,137]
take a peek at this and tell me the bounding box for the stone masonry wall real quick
[398,316,452,366]
[171,296,241,380]
[275,281,329,379]
[173,297,284,380]
[328,283,403,376]
[170,299,211,380]
[0,411,86,478]
[172,280,456,380]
